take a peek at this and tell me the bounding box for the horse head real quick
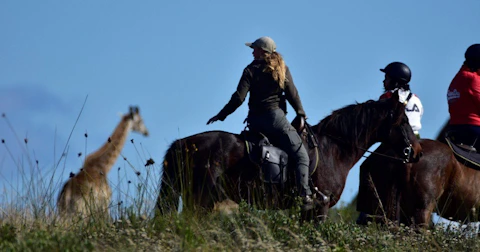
[378,90,422,163]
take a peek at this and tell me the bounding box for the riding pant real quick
[247,108,312,197]
[448,124,480,149]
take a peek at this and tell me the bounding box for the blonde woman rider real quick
[207,36,316,211]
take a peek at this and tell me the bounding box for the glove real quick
[207,115,221,125]
[292,115,306,133]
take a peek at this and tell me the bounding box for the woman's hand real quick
[207,115,220,125]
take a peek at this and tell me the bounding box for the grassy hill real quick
[1,198,480,251]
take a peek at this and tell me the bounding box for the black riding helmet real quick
[465,44,480,71]
[465,44,480,61]
[380,62,411,85]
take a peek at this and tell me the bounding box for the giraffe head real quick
[128,106,149,137]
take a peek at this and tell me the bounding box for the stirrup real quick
[458,143,477,152]
[300,195,322,212]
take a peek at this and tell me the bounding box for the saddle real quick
[444,131,480,168]
[241,130,288,184]
[241,116,320,184]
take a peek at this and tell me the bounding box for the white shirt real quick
[383,89,424,134]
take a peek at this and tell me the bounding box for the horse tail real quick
[156,140,183,215]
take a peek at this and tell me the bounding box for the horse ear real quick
[129,106,134,114]
[134,106,140,114]
[388,89,402,109]
[391,89,400,103]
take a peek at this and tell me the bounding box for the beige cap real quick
[245,36,276,53]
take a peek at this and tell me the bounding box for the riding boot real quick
[296,162,316,211]
[285,128,315,211]
[296,163,312,197]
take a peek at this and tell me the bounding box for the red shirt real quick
[448,66,480,126]
[379,92,392,100]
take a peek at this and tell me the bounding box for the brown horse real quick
[357,119,480,227]
[156,92,422,220]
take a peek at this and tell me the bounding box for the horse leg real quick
[357,145,391,224]
[314,203,330,222]
[195,159,243,212]
[156,180,179,215]
[413,202,435,229]
[356,160,374,225]
[194,172,221,211]
[156,169,180,215]
[264,183,286,209]
[237,179,251,205]
[300,195,330,223]
[413,209,432,229]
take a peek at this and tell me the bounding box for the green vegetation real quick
[1,200,480,251]
[2,115,480,251]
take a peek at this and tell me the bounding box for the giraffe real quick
[57,106,149,220]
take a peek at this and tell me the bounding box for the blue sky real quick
[1,0,479,213]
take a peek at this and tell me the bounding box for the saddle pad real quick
[445,137,480,168]
[243,127,320,176]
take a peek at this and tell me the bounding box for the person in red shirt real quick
[447,44,480,149]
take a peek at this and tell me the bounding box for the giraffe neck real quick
[83,115,133,175]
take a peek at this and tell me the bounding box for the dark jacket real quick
[217,59,306,120]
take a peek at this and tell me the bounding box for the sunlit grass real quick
[2,113,480,251]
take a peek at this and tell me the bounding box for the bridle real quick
[400,126,416,163]
[324,109,417,164]
[328,134,414,164]
[371,109,416,163]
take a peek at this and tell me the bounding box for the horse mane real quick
[314,99,401,153]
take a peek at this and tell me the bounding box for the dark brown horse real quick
[156,93,422,220]
[357,119,480,227]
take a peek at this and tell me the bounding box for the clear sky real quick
[1,0,479,214]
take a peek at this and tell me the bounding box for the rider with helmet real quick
[356,61,424,224]
[206,36,317,211]
[378,62,424,138]
[446,44,480,150]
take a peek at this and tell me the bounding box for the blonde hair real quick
[263,52,287,89]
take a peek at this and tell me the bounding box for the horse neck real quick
[312,118,380,169]
[83,115,133,174]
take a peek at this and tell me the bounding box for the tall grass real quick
[2,114,480,251]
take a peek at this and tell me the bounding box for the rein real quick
[324,133,411,163]
[359,147,409,163]
[302,123,320,175]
